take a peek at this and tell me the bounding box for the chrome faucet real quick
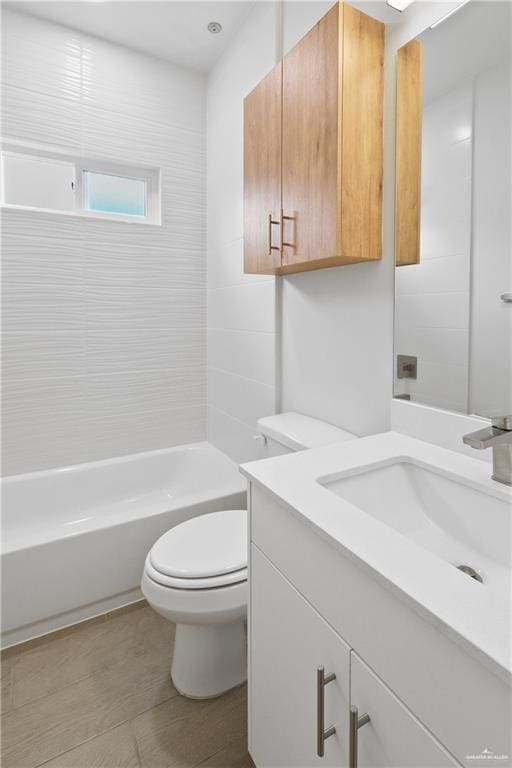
[463,416,512,486]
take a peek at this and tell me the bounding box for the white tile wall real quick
[395,82,473,414]
[1,10,207,475]
[206,2,278,464]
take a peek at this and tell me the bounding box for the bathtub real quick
[1,442,246,648]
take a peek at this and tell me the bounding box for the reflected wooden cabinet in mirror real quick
[243,2,384,276]
[395,40,423,267]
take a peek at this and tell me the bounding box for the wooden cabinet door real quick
[250,545,350,768]
[244,63,282,274]
[351,654,461,768]
[281,4,339,268]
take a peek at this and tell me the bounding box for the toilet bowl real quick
[142,412,357,699]
[141,508,248,699]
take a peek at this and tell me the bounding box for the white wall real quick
[1,10,207,475]
[206,2,278,464]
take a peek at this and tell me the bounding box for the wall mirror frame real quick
[393,0,511,418]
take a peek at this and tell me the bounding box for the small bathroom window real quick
[1,145,161,225]
[84,171,146,218]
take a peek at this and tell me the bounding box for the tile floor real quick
[1,603,253,768]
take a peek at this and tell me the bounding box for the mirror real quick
[394,1,511,417]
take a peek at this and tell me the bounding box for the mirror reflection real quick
[394,1,511,416]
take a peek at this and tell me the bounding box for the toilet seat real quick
[145,554,247,590]
[146,509,248,590]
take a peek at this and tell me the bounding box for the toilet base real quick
[171,620,247,699]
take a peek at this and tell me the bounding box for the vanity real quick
[241,433,511,768]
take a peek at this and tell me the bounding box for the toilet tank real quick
[258,412,357,457]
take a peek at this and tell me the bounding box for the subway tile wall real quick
[395,82,472,413]
[1,10,207,475]
[206,3,277,463]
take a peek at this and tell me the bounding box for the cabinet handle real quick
[268,213,280,256]
[316,666,336,757]
[349,706,370,768]
[280,209,294,251]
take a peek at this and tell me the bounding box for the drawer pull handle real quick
[316,666,336,757]
[349,705,370,768]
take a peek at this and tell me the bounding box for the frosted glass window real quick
[84,171,146,217]
[1,153,75,211]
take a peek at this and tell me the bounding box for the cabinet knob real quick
[316,666,337,757]
[349,705,370,768]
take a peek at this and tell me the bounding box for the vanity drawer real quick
[249,483,512,768]
[351,653,461,767]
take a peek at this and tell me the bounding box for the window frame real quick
[0,142,161,225]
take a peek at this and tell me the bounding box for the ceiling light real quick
[207,21,222,34]
[386,0,416,12]
[429,0,471,29]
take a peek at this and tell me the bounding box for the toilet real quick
[141,412,356,699]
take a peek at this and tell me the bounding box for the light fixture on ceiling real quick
[386,0,416,12]
[207,21,223,34]
[429,0,471,29]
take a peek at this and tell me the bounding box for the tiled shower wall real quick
[206,2,277,464]
[1,10,207,475]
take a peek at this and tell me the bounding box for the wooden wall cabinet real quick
[243,2,384,276]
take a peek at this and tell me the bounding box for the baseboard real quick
[1,589,145,655]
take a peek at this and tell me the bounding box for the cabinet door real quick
[351,654,461,768]
[250,545,350,768]
[243,63,282,274]
[281,4,339,267]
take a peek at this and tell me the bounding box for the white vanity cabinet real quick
[251,545,350,767]
[247,483,511,768]
[250,542,460,768]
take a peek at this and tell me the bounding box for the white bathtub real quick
[1,442,246,648]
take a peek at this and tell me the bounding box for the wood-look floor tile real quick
[11,606,173,709]
[1,639,176,768]
[35,723,140,768]
[196,736,254,768]
[1,657,14,715]
[132,684,247,768]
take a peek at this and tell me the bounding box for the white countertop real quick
[241,431,512,684]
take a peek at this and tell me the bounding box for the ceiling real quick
[419,0,511,103]
[4,1,255,72]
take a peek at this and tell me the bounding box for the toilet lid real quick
[149,509,247,580]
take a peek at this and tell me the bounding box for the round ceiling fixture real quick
[207,21,222,34]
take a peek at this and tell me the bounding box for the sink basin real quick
[319,459,511,593]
